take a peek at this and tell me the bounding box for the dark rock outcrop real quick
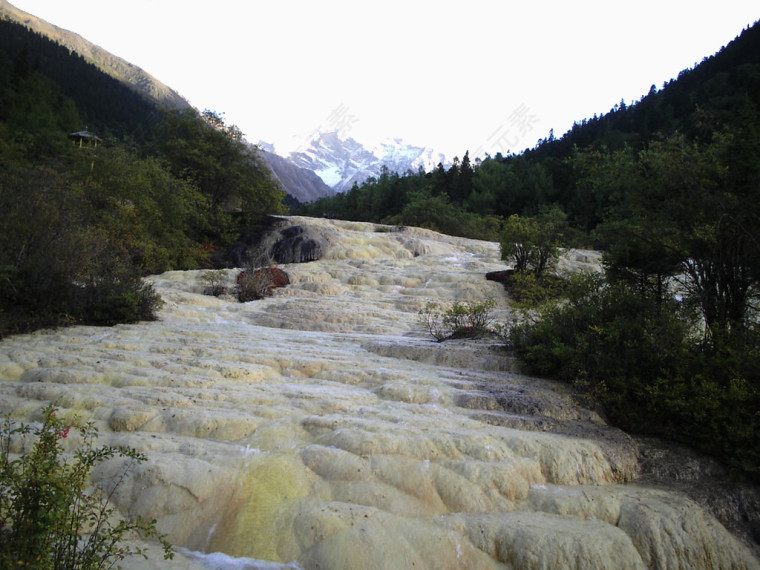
[486,270,514,284]
[225,219,332,268]
[223,217,281,268]
[270,225,326,264]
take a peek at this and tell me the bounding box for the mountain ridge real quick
[269,130,449,193]
[258,147,337,203]
[0,0,190,111]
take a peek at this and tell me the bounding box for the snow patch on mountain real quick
[269,131,448,193]
[256,143,337,203]
[316,165,343,187]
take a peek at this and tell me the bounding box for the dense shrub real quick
[419,298,496,342]
[509,272,760,480]
[501,271,568,307]
[384,191,502,241]
[69,277,164,327]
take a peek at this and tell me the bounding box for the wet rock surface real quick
[270,225,328,264]
[0,217,757,569]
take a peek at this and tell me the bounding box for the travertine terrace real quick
[0,217,756,569]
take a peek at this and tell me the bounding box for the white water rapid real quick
[0,217,757,569]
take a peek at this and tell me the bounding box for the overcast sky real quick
[9,0,759,159]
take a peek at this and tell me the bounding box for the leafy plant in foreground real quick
[0,405,173,569]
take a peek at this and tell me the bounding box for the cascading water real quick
[0,217,757,569]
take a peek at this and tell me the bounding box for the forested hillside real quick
[0,17,285,336]
[0,0,190,112]
[0,17,166,141]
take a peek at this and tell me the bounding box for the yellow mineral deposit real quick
[0,217,757,569]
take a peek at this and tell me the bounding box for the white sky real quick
[9,0,759,159]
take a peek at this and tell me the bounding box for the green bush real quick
[0,405,173,568]
[384,191,502,241]
[501,271,568,307]
[0,269,163,337]
[500,207,567,277]
[509,272,760,480]
[419,298,496,342]
[201,270,228,297]
[71,277,164,327]
[510,273,693,406]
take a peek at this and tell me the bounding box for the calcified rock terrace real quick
[0,217,757,569]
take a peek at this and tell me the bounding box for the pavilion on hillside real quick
[68,128,102,148]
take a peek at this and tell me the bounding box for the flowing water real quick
[0,217,757,569]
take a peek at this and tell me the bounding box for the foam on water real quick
[176,548,304,570]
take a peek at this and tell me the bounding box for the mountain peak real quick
[280,130,448,192]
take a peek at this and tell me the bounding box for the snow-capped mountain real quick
[256,143,336,204]
[367,137,450,179]
[265,131,448,194]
